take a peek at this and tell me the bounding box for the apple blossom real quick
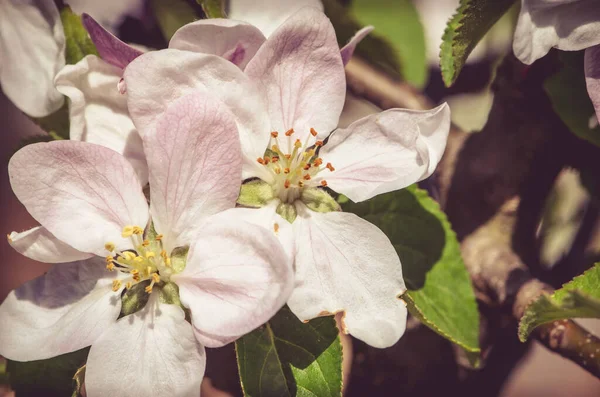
[2,92,293,396]
[123,7,450,348]
[513,0,600,65]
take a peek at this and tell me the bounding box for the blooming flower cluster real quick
[0,1,455,395]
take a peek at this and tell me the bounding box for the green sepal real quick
[158,282,183,306]
[197,0,225,18]
[151,0,199,40]
[238,180,275,208]
[276,202,297,223]
[60,7,99,65]
[301,188,341,213]
[71,365,86,397]
[170,246,189,274]
[119,281,151,318]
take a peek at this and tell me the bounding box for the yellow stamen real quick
[106,255,113,263]
[152,273,160,283]
[125,282,133,290]
[146,251,155,259]
[106,262,115,271]
[294,139,302,148]
[112,280,122,292]
[155,234,163,241]
[104,242,115,252]
[142,240,150,247]
[144,285,153,293]
[132,226,143,235]
[121,225,134,238]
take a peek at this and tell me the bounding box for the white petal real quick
[9,141,149,256]
[0,0,65,117]
[228,0,324,37]
[85,293,205,397]
[123,49,270,177]
[55,55,148,185]
[0,258,122,361]
[145,91,242,252]
[318,103,450,202]
[173,209,293,348]
[244,7,346,142]
[513,0,600,65]
[170,19,266,69]
[288,204,407,348]
[340,26,374,66]
[8,226,92,263]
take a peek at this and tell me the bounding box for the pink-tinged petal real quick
[288,204,407,348]
[585,45,600,123]
[8,226,92,264]
[9,141,149,256]
[317,103,450,202]
[55,55,148,184]
[173,210,293,348]
[145,92,242,252]
[124,49,270,177]
[244,7,346,142]
[0,0,65,117]
[169,19,266,69]
[0,258,122,361]
[66,0,145,32]
[86,293,205,397]
[228,0,323,38]
[513,0,600,65]
[340,26,374,66]
[82,14,143,70]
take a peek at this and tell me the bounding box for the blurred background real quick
[2,0,600,395]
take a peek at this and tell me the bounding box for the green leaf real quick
[323,0,402,79]
[544,51,600,147]
[151,0,199,40]
[342,185,480,358]
[31,102,70,140]
[440,0,515,87]
[351,0,427,88]
[236,306,342,397]
[519,263,600,341]
[7,348,89,397]
[60,7,99,65]
[197,0,224,18]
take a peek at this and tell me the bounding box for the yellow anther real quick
[146,251,156,259]
[274,167,281,174]
[271,131,279,138]
[271,145,280,152]
[160,250,168,259]
[123,251,136,261]
[121,225,134,238]
[310,128,318,137]
[315,140,324,147]
[112,280,122,292]
[298,181,304,188]
[257,157,265,165]
[134,256,144,264]
[145,266,153,276]
[303,174,311,180]
[106,262,115,271]
[283,168,290,174]
[284,154,291,160]
[326,162,335,172]
[144,285,153,294]
[125,282,133,290]
[152,273,160,283]
[104,242,115,252]
[132,226,143,235]
[285,128,294,136]
[142,240,150,247]
[155,234,163,241]
[106,255,113,263]
[284,180,291,189]
[131,269,140,281]
[294,139,302,148]
[306,149,316,158]
[321,180,328,187]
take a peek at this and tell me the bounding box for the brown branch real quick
[344,56,600,378]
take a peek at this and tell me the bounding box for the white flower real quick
[513,0,600,65]
[1,92,293,396]
[0,0,143,117]
[122,7,451,348]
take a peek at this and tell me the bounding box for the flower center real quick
[104,225,173,294]
[257,128,335,203]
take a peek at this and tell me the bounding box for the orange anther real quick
[303,174,311,180]
[303,164,311,170]
[284,168,290,174]
[326,162,335,172]
[257,157,265,165]
[274,223,280,233]
[284,154,291,160]
[315,140,324,147]
[285,128,294,136]
[310,128,318,137]
[271,131,279,138]
[284,180,291,188]
[298,181,304,188]
[272,156,279,163]
[264,156,271,164]
[313,158,323,167]
[321,180,328,187]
